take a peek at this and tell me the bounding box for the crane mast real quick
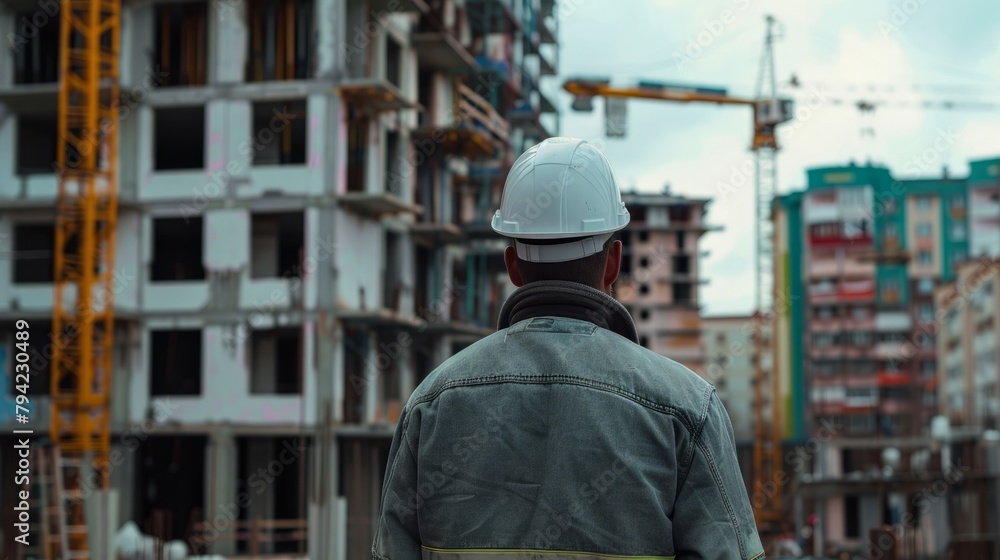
[50,0,120,556]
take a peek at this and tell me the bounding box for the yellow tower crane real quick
[563,15,791,531]
[49,0,120,557]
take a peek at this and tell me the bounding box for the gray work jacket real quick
[373,281,765,560]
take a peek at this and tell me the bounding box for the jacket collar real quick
[497,280,639,344]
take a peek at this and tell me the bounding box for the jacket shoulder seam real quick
[410,374,701,434]
[676,386,714,489]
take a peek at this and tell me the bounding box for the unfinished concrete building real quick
[0,0,559,558]
[615,190,719,374]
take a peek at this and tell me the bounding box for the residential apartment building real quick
[615,190,719,374]
[936,258,1000,428]
[701,315,757,445]
[0,0,559,558]
[771,158,1000,557]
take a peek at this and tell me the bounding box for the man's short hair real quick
[514,234,615,288]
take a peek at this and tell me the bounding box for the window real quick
[638,257,649,269]
[812,333,836,348]
[639,309,650,321]
[246,0,314,81]
[916,222,932,238]
[851,306,871,321]
[917,333,935,349]
[674,231,684,250]
[17,113,59,174]
[915,196,932,210]
[150,330,202,395]
[811,361,838,375]
[883,224,897,241]
[668,205,692,223]
[386,130,402,195]
[951,223,966,241]
[952,249,967,268]
[385,35,402,88]
[845,360,876,375]
[846,331,872,347]
[155,106,205,170]
[154,2,208,86]
[882,278,901,302]
[637,231,649,243]
[13,8,60,84]
[672,255,691,275]
[917,250,932,266]
[882,198,897,215]
[816,306,835,321]
[921,360,936,378]
[846,387,876,400]
[251,100,307,165]
[151,218,206,281]
[917,278,935,295]
[249,328,302,394]
[638,284,649,295]
[950,195,965,209]
[251,213,305,278]
[918,303,934,323]
[13,224,55,283]
[672,283,692,304]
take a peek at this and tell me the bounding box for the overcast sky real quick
[550,0,1000,316]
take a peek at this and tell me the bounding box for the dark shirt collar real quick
[497,280,639,344]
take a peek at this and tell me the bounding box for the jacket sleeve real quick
[673,391,765,560]
[372,408,422,560]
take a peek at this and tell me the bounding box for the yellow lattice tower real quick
[51,0,119,557]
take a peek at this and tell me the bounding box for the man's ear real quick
[602,240,622,292]
[504,246,524,287]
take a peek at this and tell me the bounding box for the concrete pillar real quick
[245,439,276,553]
[814,497,825,558]
[208,0,247,84]
[205,427,237,556]
[325,0,353,79]
[364,331,378,423]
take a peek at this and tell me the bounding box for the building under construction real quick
[771,159,1000,558]
[0,0,729,557]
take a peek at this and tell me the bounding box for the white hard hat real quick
[491,137,630,263]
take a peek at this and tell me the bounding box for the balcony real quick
[338,78,420,112]
[338,192,423,219]
[877,372,912,387]
[874,310,912,332]
[412,32,480,74]
[409,222,463,246]
[413,82,509,159]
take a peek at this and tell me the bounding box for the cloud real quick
[557,0,1000,314]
